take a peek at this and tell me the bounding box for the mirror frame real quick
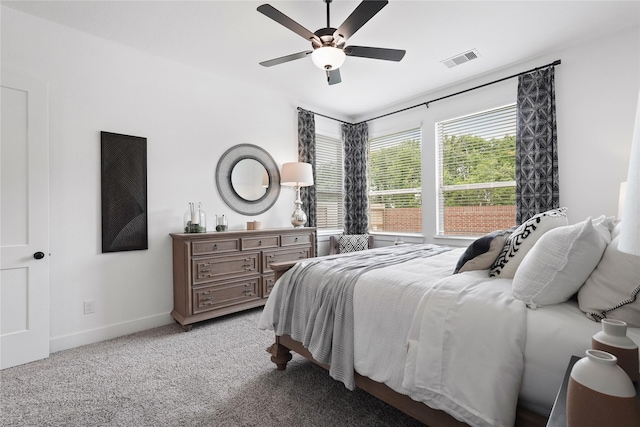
[215,144,281,215]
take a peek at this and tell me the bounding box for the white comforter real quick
[402,271,526,427]
[352,250,526,427]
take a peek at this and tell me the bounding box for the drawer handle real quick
[243,290,255,296]
[213,244,218,250]
[200,268,212,273]
[202,301,214,306]
[258,240,262,246]
[201,296,213,301]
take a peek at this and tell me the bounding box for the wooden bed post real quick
[267,336,292,370]
[266,261,303,370]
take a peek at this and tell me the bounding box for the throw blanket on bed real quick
[403,270,527,427]
[258,244,452,390]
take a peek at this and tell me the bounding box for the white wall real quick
[364,26,640,246]
[2,6,309,352]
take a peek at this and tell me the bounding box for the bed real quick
[258,210,640,427]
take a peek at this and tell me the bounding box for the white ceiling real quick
[4,1,640,119]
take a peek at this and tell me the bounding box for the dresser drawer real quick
[241,235,280,250]
[263,248,311,273]
[193,253,259,284]
[262,274,277,298]
[192,238,240,255]
[281,233,312,247]
[192,277,260,314]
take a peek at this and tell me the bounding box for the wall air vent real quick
[441,49,480,68]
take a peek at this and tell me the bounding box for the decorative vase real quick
[567,349,639,427]
[215,214,228,232]
[592,319,639,382]
[183,202,206,233]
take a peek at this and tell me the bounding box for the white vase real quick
[567,349,639,427]
[592,318,639,382]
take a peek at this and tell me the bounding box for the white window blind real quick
[315,133,344,230]
[436,104,517,236]
[368,128,422,233]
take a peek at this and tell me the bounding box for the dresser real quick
[170,227,316,331]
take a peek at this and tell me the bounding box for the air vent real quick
[442,49,480,68]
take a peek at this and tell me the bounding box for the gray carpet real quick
[0,308,424,426]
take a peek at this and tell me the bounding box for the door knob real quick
[33,252,45,260]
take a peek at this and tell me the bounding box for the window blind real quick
[315,133,344,230]
[368,128,422,233]
[436,104,517,236]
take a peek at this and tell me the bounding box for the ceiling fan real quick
[257,0,406,85]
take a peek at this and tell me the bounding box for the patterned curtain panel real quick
[516,66,559,224]
[342,122,369,234]
[297,108,317,228]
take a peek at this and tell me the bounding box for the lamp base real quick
[290,186,307,228]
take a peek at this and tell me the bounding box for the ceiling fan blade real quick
[344,45,405,62]
[258,4,320,44]
[259,51,313,67]
[327,69,342,85]
[333,0,388,41]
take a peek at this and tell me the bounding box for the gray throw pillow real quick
[454,229,514,274]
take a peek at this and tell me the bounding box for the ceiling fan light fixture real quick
[311,46,346,70]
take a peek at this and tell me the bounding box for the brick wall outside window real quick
[369,205,516,236]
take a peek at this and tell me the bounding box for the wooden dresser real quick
[170,227,316,331]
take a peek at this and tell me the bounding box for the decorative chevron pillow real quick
[489,207,568,278]
[338,234,369,253]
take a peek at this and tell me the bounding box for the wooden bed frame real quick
[268,261,548,427]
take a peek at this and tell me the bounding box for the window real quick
[368,128,422,233]
[315,133,344,230]
[436,104,517,236]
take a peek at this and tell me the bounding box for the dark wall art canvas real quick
[101,131,148,253]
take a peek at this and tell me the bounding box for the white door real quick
[1,72,50,369]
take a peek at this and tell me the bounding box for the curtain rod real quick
[299,59,561,126]
[297,107,350,125]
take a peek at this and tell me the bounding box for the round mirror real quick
[231,159,268,201]
[216,144,280,215]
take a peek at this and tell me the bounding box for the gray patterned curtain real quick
[297,108,316,228]
[516,66,559,224]
[342,122,369,234]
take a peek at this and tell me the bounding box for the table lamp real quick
[280,162,314,227]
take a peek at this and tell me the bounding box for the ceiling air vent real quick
[442,49,480,68]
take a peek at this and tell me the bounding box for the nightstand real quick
[546,355,640,427]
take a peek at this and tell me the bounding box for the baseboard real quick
[49,312,175,353]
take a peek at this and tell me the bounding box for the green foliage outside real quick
[442,134,516,206]
[369,139,422,208]
[368,134,516,209]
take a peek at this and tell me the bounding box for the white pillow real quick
[578,227,640,327]
[512,217,610,307]
[489,207,568,278]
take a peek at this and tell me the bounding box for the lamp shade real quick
[311,47,346,70]
[280,162,314,187]
[619,90,640,256]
